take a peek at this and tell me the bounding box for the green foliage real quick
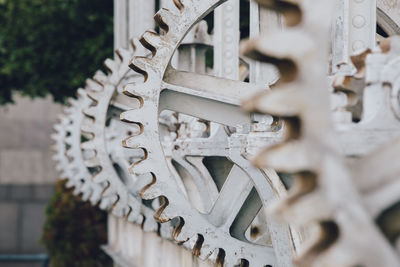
[42,179,112,267]
[0,0,113,105]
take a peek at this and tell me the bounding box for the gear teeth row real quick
[72,37,165,236]
[129,160,153,176]
[93,70,108,85]
[122,82,153,100]
[241,30,314,84]
[86,78,103,92]
[120,0,288,265]
[253,141,316,172]
[154,8,180,34]
[243,0,400,266]
[129,56,153,78]
[122,135,150,149]
[140,31,169,56]
[243,85,304,116]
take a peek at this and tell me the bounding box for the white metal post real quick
[114,0,128,50]
[128,0,155,38]
[214,0,240,80]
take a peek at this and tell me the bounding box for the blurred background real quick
[0,1,113,266]
[0,1,250,266]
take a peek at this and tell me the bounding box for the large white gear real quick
[121,0,300,266]
[63,89,108,206]
[79,41,168,233]
[242,0,400,266]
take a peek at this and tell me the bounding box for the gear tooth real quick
[99,198,112,210]
[104,58,118,74]
[65,136,73,145]
[91,187,103,205]
[154,203,177,222]
[90,194,101,206]
[102,185,117,198]
[81,189,91,202]
[140,31,166,55]
[92,171,108,183]
[130,56,152,75]
[125,201,143,224]
[187,234,200,253]
[65,179,75,189]
[84,157,100,168]
[66,149,74,158]
[50,133,59,141]
[67,97,78,107]
[93,70,108,84]
[81,140,96,150]
[86,78,103,91]
[154,8,179,33]
[122,134,148,149]
[116,48,131,63]
[140,186,163,203]
[53,124,63,132]
[127,208,142,224]
[64,107,74,115]
[81,121,94,133]
[77,88,86,98]
[120,109,142,123]
[129,160,152,176]
[86,90,103,102]
[193,236,214,260]
[72,185,81,196]
[83,107,97,118]
[111,199,128,218]
[65,123,74,133]
[52,154,60,161]
[243,86,303,116]
[241,31,313,82]
[254,141,312,172]
[200,242,217,261]
[173,222,191,243]
[123,82,153,99]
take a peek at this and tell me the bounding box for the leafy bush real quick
[0,0,113,104]
[42,179,112,267]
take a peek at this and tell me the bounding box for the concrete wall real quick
[0,94,62,265]
[0,95,62,185]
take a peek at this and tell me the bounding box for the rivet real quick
[352,40,365,51]
[352,15,366,28]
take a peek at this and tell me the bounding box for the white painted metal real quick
[249,2,281,85]
[243,0,400,266]
[51,0,400,266]
[214,0,240,80]
[349,0,377,53]
[129,0,155,38]
[114,0,128,50]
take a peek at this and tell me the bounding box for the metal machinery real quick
[52,0,400,266]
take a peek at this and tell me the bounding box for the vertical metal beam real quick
[214,0,240,80]
[249,2,281,85]
[128,0,155,38]
[114,0,128,50]
[331,0,376,73]
[348,0,376,53]
[331,0,350,72]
